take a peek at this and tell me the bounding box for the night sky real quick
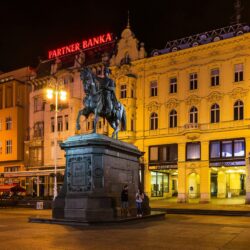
[0,0,250,72]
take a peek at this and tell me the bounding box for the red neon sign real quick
[48,32,113,59]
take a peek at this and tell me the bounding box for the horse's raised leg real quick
[76,110,83,130]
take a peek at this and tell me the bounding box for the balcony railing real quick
[184,123,200,130]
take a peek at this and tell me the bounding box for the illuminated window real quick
[34,122,44,137]
[150,81,158,97]
[234,63,243,82]
[169,109,177,128]
[58,116,63,131]
[6,140,12,154]
[149,146,158,161]
[190,73,198,90]
[34,96,43,112]
[65,115,69,130]
[189,106,198,124]
[120,85,127,99]
[210,141,220,158]
[150,113,158,130]
[210,138,245,159]
[222,140,233,157]
[51,118,55,132]
[6,117,12,130]
[211,68,220,86]
[234,100,244,120]
[186,142,201,161]
[169,77,177,93]
[211,104,220,123]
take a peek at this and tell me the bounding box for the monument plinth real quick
[52,133,142,222]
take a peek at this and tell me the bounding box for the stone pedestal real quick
[52,134,142,222]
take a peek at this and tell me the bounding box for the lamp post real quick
[47,80,67,200]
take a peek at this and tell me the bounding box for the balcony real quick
[182,123,201,140]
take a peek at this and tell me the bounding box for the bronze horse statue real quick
[76,67,126,139]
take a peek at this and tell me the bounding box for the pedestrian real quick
[135,189,144,217]
[121,184,129,217]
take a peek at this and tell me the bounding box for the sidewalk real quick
[150,196,250,216]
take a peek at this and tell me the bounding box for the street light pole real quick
[53,84,58,200]
[47,80,67,200]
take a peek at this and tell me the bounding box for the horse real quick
[76,67,126,139]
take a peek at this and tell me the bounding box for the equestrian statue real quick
[76,66,126,139]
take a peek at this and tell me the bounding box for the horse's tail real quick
[121,106,127,131]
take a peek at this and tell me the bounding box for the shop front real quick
[209,138,246,199]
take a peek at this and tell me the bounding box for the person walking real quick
[135,189,144,217]
[121,184,129,217]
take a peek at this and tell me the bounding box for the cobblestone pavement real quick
[1,208,250,250]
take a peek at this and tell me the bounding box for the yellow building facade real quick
[112,24,250,203]
[0,67,32,190]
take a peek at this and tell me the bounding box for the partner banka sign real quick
[48,32,113,59]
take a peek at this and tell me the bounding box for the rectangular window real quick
[98,121,102,129]
[0,120,2,130]
[150,81,158,97]
[234,63,244,82]
[186,142,200,160]
[222,140,233,158]
[5,86,13,108]
[131,119,135,131]
[131,89,134,98]
[34,96,43,112]
[169,77,177,93]
[58,116,63,131]
[6,140,12,154]
[120,85,127,99]
[210,141,220,158]
[51,118,55,132]
[0,87,3,109]
[234,139,245,157]
[65,115,69,130]
[149,144,178,163]
[150,147,158,161]
[0,141,2,154]
[190,73,198,90]
[211,68,220,86]
[6,117,12,130]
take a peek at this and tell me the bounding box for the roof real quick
[151,23,250,56]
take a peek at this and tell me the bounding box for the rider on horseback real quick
[95,67,118,117]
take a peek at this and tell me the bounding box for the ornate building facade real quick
[111,23,250,203]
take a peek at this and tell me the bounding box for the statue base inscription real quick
[52,133,142,222]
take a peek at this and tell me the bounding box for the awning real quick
[0,185,26,192]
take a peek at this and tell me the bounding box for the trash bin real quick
[228,192,232,198]
[36,201,44,209]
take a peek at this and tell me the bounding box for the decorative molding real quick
[165,98,180,109]
[229,87,249,100]
[146,101,161,112]
[206,91,223,103]
[185,95,201,106]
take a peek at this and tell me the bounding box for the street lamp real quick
[46,81,67,200]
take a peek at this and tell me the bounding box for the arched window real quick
[211,104,220,123]
[150,113,158,130]
[189,106,198,124]
[234,100,244,120]
[169,110,177,128]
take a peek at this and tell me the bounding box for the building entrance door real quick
[211,173,218,197]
